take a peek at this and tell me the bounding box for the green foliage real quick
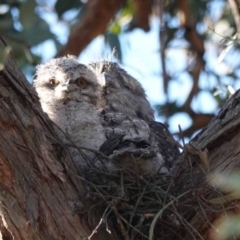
[19,0,54,46]
[216,216,240,240]
[211,172,240,193]
[0,0,57,67]
[210,172,240,239]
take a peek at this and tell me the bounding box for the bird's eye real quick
[124,85,131,91]
[76,77,87,88]
[49,79,59,87]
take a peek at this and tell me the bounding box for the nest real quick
[80,163,183,240]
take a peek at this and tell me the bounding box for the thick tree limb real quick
[57,0,125,57]
[128,0,152,31]
[175,0,208,136]
[171,89,240,239]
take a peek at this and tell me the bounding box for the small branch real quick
[87,205,111,239]
[156,0,169,94]
[112,203,130,240]
[128,0,152,31]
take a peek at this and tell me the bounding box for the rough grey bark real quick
[0,39,118,239]
[171,89,240,239]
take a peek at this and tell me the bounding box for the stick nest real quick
[81,165,183,240]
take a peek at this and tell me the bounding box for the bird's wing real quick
[148,121,180,169]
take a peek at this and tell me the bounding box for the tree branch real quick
[128,0,152,31]
[171,88,240,239]
[57,0,125,57]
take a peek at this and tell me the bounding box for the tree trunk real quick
[171,89,240,239]
[0,39,118,240]
[1,36,240,239]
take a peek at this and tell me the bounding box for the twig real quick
[87,204,111,239]
[178,124,185,146]
[74,174,107,201]
[112,203,130,240]
[120,215,148,239]
[171,203,204,240]
[149,190,190,240]
[129,185,147,228]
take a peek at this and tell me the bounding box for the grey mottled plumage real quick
[34,55,106,169]
[88,61,154,122]
[34,55,179,175]
[89,61,179,173]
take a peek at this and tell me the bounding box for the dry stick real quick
[120,172,125,198]
[105,219,111,234]
[200,193,238,213]
[163,182,172,206]
[178,124,186,147]
[171,203,204,240]
[148,190,190,240]
[196,197,217,232]
[112,203,130,240]
[87,204,111,240]
[75,174,107,201]
[208,185,240,210]
[119,215,148,239]
[163,127,183,150]
[129,185,147,229]
[139,176,169,200]
[157,218,187,240]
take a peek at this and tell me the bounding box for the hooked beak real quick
[61,79,71,92]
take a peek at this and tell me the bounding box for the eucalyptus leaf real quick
[109,23,121,35]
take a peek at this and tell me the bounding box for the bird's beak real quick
[61,79,71,92]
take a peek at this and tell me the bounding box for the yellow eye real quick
[76,77,87,88]
[49,79,59,87]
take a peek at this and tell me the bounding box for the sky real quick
[31,0,240,139]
